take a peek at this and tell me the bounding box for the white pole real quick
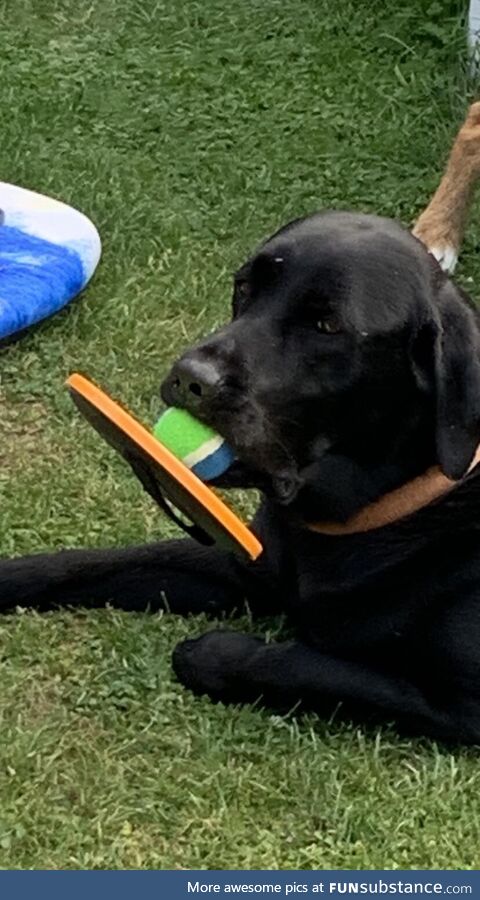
[469,0,480,60]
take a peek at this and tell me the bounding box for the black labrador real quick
[2,210,480,743]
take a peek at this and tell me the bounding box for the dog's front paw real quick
[172,630,262,699]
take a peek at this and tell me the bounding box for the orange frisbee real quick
[66,374,263,561]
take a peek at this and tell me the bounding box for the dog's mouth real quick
[211,452,302,506]
[187,405,303,503]
[160,372,304,503]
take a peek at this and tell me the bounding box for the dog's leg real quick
[173,631,477,741]
[412,101,480,273]
[0,540,278,617]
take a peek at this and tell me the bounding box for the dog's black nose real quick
[164,357,222,408]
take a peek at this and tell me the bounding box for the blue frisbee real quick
[0,182,101,341]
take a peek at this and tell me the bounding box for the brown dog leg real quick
[412,101,480,273]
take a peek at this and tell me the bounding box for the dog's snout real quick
[164,356,222,408]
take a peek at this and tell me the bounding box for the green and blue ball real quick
[153,407,235,482]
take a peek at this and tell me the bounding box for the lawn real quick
[0,0,480,870]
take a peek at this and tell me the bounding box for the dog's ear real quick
[433,280,480,480]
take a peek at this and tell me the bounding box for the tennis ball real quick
[153,407,235,481]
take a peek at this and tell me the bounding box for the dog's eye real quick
[315,317,342,335]
[232,279,252,318]
[236,281,250,300]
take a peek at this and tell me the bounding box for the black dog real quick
[3,210,480,743]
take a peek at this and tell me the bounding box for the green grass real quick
[0,0,480,870]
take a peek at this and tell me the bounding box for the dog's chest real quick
[284,523,437,659]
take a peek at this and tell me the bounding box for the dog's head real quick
[162,211,480,520]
